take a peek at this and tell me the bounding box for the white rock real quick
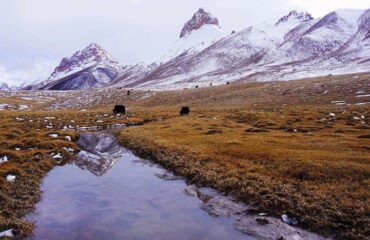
[49,134,58,138]
[281,214,298,225]
[52,153,62,159]
[6,175,16,182]
[65,136,72,141]
[329,113,335,117]
[15,148,20,151]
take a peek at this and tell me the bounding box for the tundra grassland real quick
[0,72,369,239]
[115,73,370,240]
[118,105,369,240]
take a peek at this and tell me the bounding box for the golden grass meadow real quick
[0,73,369,239]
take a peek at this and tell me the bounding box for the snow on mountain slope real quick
[156,24,224,65]
[108,63,159,87]
[276,10,313,26]
[32,43,124,90]
[112,8,226,88]
[335,9,370,62]
[0,83,11,91]
[277,9,363,62]
[139,8,225,66]
[25,8,370,91]
[121,11,316,89]
[50,43,118,80]
[118,8,370,90]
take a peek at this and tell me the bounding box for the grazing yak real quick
[113,105,126,114]
[180,106,190,116]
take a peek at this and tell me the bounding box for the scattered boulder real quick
[0,229,14,238]
[206,129,223,135]
[183,185,198,197]
[281,214,298,225]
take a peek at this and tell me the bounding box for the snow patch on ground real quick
[0,156,8,164]
[6,175,16,182]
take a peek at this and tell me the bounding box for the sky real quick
[1,0,370,86]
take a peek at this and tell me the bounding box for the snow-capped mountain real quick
[128,8,224,66]
[111,8,226,88]
[25,8,370,91]
[112,8,370,90]
[32,43,124,90]
[0,83,11,91]
[275,10,313,26]
[0,83,22,91]
[180,8,220,38]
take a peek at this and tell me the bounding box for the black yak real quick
[180,106,190,116]
[113,105,126,114]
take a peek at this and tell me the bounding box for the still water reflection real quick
[28,133,251,240]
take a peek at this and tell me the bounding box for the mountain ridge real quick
[28,8,370,91]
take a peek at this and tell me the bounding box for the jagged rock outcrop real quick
[180,8,220,38]
[31,43,124,90]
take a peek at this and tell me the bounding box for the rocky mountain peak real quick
[276,10,313,26]
[180,8,220,38]
[50,43,117,79]
[0,83,11,91]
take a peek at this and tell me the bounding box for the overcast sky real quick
[1,0,370,86]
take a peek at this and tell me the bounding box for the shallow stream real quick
[28,132,328,240]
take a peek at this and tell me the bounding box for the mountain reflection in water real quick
[72,133,124,176]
